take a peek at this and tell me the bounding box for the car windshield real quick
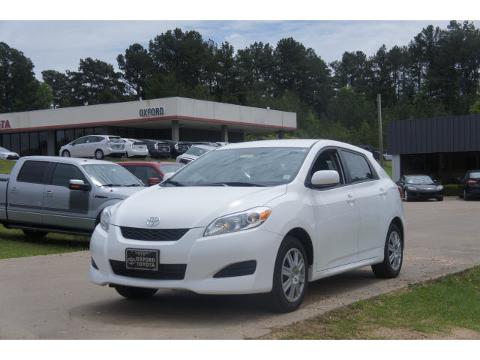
[184,146,209,157]
[165,147,309,187]
[82,164,143,187]
[468,172,480,179]
[160,163,184,173]
[405,175,434,184]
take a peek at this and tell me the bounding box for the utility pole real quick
[377,93,384,166]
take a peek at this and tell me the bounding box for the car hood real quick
[110,185,287,228]
[96,186,145,199]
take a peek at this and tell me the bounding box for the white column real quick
[171,120,179,141]
[392,154,401,181]
[221,125,229,142]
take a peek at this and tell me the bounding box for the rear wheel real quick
[372,223,403,278]
[61,150,70,157]
[22,229,48,240]
[464,190,470,201]
[94,149,104,160]
[267,236,308,313]
[114,285,157,300]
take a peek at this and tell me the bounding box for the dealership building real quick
[388,114,480,182]
[0,97,297,156]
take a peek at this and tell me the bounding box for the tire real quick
[114,285,157,300]
[22,229,48,240]
[372,223,403,278]
[61,150,70,157]
[437,196,444,201]
[267,236,308,313]
[464,190,470,201]
[94,149,104,160]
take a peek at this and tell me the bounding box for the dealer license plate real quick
[125,249,159,271]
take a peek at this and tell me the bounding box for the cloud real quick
[0,20,474,79]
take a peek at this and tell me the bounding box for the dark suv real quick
[460,170,480,200]
[141,139,171,158]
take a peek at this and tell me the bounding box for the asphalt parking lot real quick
[1,197,479,339]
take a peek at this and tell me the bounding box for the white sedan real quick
[90,139,405,312]
[0,146,20,160]
[123,138,149,158]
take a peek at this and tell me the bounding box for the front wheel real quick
[267,236,308,313]
[61,150,70,157]
[22,229,48,240]
[372,223,403,278]
[94,149,104,160]
[114,285,157,300]
[437,196,444,201]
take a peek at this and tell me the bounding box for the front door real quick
[42,162,93,231]
[309,148,359,271]
[7,160,50,225]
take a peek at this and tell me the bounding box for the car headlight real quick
[406,186,417,191]
[100,206,112,231]
[437,185,444,190]
[203,207,272,237]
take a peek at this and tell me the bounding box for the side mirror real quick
[311,170,340,187]
[69,179,91,191]
[147,177,161,186]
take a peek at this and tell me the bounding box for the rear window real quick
[17,161,50,184]
[341,150,375,183]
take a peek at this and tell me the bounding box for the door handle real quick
[10,187,17,193]
[45,190,53,197]
[347,193,356,205]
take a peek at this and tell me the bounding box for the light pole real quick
[377,93,384,167]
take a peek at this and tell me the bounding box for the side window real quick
[50,163,87,187]
[309,149,344,185]
[17,161,50,184]
[71,137,87,145]
[340,150,375,183]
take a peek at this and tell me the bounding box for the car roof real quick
[20,156,114,166]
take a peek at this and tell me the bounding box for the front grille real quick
[120,227,189,241]
[110,260,186,280]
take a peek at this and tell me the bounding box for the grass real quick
[383,160,392,178]
[0,159,16,174]
[0,225,89,260]
[266,266,480,339]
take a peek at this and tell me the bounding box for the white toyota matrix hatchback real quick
[90,139,405,312]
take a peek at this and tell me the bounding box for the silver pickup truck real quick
[0,156,145,238]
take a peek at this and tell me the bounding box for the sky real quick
[0,20,465,79]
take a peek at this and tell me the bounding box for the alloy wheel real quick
[387,230,402,271]
[281,248,306,303]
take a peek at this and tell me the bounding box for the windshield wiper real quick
[125,183,142,187]
[101,183,123,187]
[200,182,267,187]
[162,179,184,187]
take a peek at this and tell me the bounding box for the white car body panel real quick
[59,135,126,158]
[90,139,404,295]
[123,139,149,158]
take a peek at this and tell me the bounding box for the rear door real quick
[339,149,386,262]
[69,137,88,157]
[7,160,51,225]
[42,162,93,231]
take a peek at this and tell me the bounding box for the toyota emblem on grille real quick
[146,216,160,227]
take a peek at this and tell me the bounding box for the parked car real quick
[176,144,216,164]
[162,140,192,157]
[0,156,144,238]
[141,139,172,158]
[0,146,20,160]
[120,161,184,186]
[396,175,443,201]
[123,139,149,158]
[90,139,404,312]
[459,169,480,200]
[60,135,126,159]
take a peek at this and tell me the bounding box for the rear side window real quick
[17,161,50,184]
[340,150,375,183]
[50,163,87,187]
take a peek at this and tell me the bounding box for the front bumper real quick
[89,225,281,294]
[406,189,443,199]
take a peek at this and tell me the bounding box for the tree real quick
[42,70,73,108]
[0,42,47,112]
[117,43,154,99]
[67,58,126,105]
